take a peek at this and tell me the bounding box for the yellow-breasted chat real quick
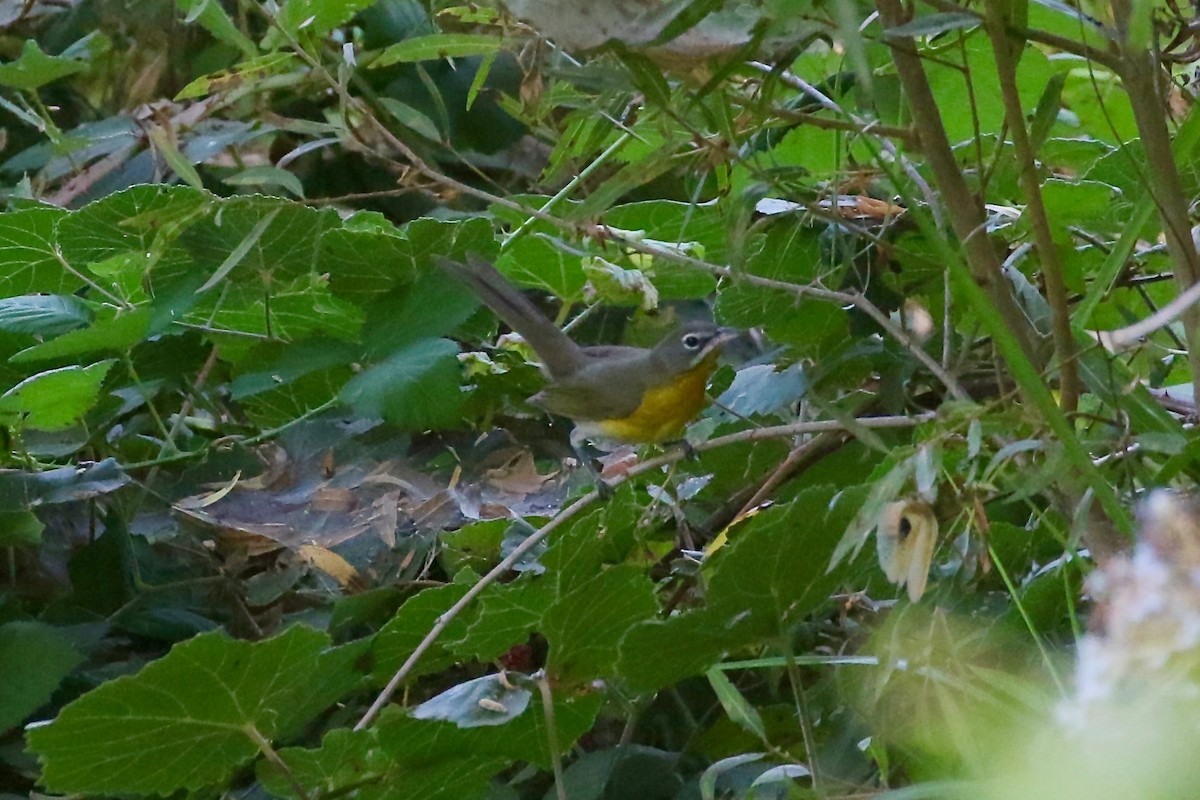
[438,255,736,450]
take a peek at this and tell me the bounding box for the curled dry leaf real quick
[876,499,937,602]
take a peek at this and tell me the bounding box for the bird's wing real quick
[529,347,650,420]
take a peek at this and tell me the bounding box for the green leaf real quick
[543,562,657,685]
[0,509,45,545]
[222,166,306,199]
[263,0,378,48]
[363,269,482,354]
[618,486,859,692]
[11,308,152,363]
[0,295,92,336]
[707,667,767,739]
[372,575,476,683]
[0,207,73,296]
[0,40,88,90]
[340,338,465,430]
[175,53,298,100]
[371,34,503,67]
[196,207,281,292]
[28,626,356,795]
[147,125,205,191]
[179,196,338,287]
[0,621,86,732]
[175,0,259,58]
[377,97,443,141]
[0,360,114,431]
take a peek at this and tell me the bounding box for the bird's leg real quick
[570,428,614,500]
[661,437,697,461]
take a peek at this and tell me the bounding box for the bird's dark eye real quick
[682,333,703,350]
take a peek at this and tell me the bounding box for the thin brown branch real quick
[984,3,1080,412]
[1110,0,1200,403]
[875,0,1043,369]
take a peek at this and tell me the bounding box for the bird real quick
[437,254,736,457]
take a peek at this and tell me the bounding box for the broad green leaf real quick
[451,578,546,664]
[0,509,44,545]
[925,34,1054,147]
[372,34,504,67]
[179,196,338,286]
[543,562,656,685]
[340,338,465,430]
[372,574,476,683]
[0,207,72,296]
[28,626,357,795]
[230,338,358,400]
[56,185,207,302]
[0,622,86,731]
[0,40,88,90]
[11,308,152,363]
[0,360,114,431]
[263,693,603,799]
[363,270,482,355]
[0,295,92,336]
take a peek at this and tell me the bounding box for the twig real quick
[984,5,1080,412]
[354,413,934,730]
[536,674,567,800]
[874,0,1043,368]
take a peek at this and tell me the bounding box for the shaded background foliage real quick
[1,0,1200,798]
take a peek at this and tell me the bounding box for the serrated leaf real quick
[0,207,72,296]
[28,626,355,795]
[373,576,475,683]
[543,563,656,685]
[0,360,114,431]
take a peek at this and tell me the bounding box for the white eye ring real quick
[682,333,703,350]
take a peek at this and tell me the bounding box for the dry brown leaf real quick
[298,544,364,592]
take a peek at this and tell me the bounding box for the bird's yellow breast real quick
[593,352,719,443]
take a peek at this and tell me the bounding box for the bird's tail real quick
[436,254,582,377]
